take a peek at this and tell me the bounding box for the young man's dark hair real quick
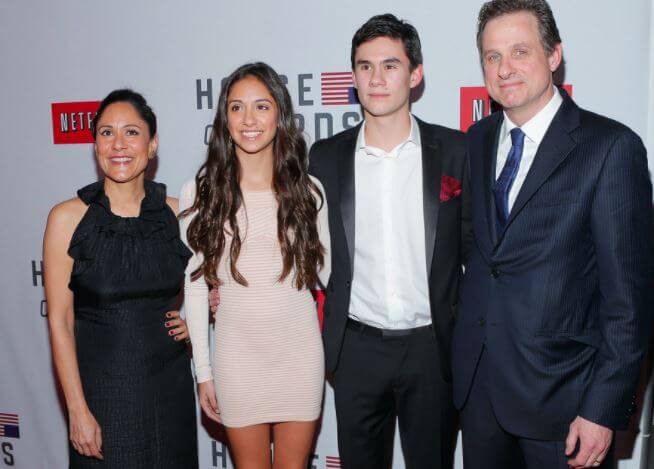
[476,0,562,54]
[350,13,423,70]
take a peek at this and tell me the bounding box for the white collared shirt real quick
[496,86,563,210]
[349,115,432,330]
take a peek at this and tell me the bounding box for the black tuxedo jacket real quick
[452,91,654,440]
[309,117,470,379]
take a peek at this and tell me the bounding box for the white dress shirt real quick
[496,86,563,210]
[349,115,432,330]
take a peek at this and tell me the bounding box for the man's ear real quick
[548,43,563,72]
[410,64,424,89]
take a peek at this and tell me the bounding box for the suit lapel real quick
[499,95,580,242]
[418,119,442,277]
[338,126,359,276]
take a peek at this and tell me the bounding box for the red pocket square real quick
[440,175,462,202]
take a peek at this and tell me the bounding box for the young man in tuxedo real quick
[452,1,653,468]
[309,14,470,469]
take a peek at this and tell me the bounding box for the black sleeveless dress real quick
[67,180,198,468]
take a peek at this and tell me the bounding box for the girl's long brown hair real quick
[180,62,324,289]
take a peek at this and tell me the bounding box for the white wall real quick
[0,1,651,467]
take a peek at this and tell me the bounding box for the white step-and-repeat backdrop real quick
[1,1,653,467]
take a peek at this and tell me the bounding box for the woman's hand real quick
[165,311,188,342]
[198,381,221,423]
[209,287,220,321]
[69,408,103,460]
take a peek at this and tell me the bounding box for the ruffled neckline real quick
[76,179,168,238]
[78,179,165,216]
[67,179,192,281]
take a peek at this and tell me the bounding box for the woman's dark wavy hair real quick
[181,62,324,289]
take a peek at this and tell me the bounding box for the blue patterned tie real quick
[493,127,525,232]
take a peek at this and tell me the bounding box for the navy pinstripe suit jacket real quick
[452,90,654,440]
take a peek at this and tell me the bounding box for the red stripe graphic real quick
[325,455,341,468]
[321,72,356,106]
[321,88,351,92]
[0,413,19,424]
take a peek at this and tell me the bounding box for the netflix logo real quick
[51,101,100,144]
[459,84,573,132]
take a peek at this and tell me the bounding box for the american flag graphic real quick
[325,455,341,468]
[321,72,358,106]
[0,413,20,439]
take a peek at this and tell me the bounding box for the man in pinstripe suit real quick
[452,1,654,468]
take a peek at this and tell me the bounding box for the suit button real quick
[346,280,351,287]
[478,318,485,326]
[491,269,500,278]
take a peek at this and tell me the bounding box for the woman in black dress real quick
[44,89,198,468]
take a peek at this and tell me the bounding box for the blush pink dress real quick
[181,178,330,427]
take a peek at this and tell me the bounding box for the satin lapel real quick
[482,115,503,247]
[419,120,442,277]
[338,128,358,276]
[499,97,580,242]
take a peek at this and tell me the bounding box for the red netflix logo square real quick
[459,84,573,132]
[460,87,493,133]
[51,101,101,144]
